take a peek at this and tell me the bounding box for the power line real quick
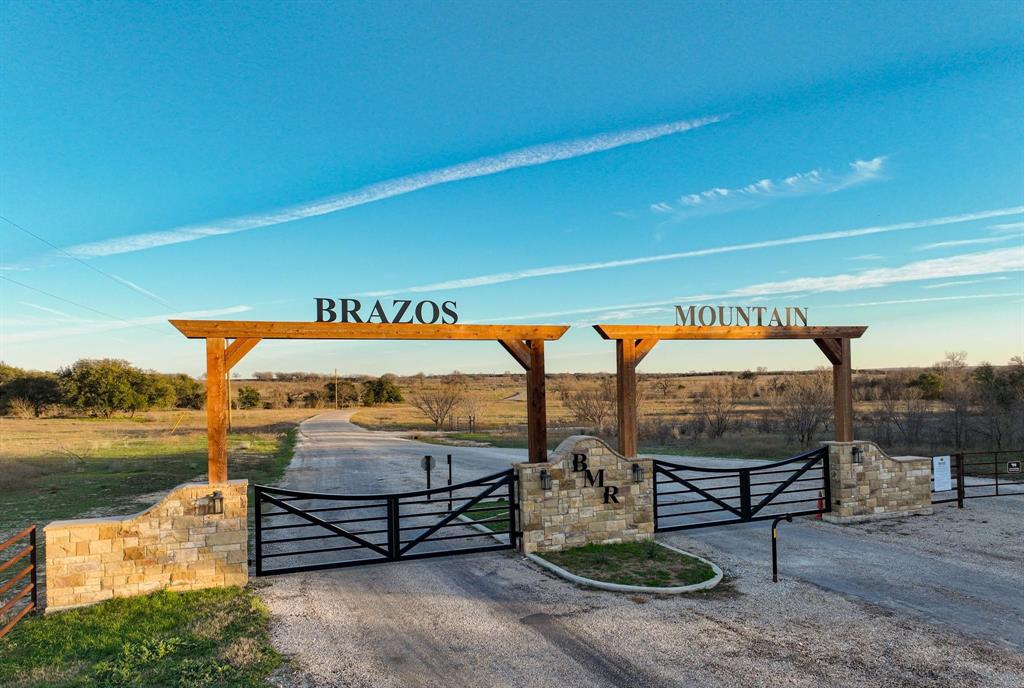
[0,214,176,309]
[0,274,174,337]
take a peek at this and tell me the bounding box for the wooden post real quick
[206,338,228,484]
[616,338,638,458]
[833,338,853,442]
[526,340,547,463]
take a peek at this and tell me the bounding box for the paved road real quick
[259,412,1024,687]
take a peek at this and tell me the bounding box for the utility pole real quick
[334,368,339,409]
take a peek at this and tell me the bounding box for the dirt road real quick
[260,411,1024,688]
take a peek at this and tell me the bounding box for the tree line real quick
[0,359,203,417]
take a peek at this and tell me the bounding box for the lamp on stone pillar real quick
[632,463,644,484]
[539,469,552,491]
[852,446,863,464]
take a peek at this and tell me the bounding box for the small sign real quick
[421,455,435,472]
[1008,461,1021,474]
[932,456,952,492]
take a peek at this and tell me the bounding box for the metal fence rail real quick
[654,447,830,531]
[934,450,1024,507]
[0,525,37,639]
[255,469,516,575]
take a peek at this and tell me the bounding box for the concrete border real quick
[526,542,723,594]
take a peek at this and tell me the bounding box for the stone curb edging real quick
[454,513,723,594]
[526,542,723,594]
[455,513,510,545]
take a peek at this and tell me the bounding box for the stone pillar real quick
[44,480,248,612]
[516,436,653,554]
[823,441,932,523]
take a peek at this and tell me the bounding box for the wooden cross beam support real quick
[205,337,262,484]
[615,338,659,458]
[814,337,853,442]
[500,339,550,463]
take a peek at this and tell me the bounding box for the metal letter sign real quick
[932,455,952,492]
[1008,461,1021,474]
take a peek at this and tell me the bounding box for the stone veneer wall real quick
[516,436,653,554]
[44,480,248,612]
[823,441,932,523]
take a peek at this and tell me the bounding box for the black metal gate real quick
[933,450,1024,507]
[654,447,830,531]
[254,469,516,575]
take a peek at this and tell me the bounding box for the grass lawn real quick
[0,586,281,688]
[540,540,717,588]
[461,498,510,533]
[0,411,306,536]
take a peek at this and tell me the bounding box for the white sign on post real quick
[933,455,952,492]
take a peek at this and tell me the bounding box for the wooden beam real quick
[498,339,532,371]
[171,320,569,341]
[833,338,854,442]
[526,340,547,463]
[813,337,843,365]
[616,338,639,458]
[594,325,867,341]
[205,338,228,484]
[224,338,261,371]
[633,338,659,366]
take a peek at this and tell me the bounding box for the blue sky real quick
[1,1,1022,375]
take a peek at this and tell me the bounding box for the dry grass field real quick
[0,409,312,536]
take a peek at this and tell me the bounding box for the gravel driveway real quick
[260,411,1024,688]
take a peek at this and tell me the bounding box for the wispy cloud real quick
[486,245,1024,322]
[109,274,173,307]
[365,205,1024,297]
[990,221,1024,232]
[915,234,1022,251]
[921,276,1010,289]
[847,254,885,261]
[2,305,253,344]
[19,301,75,319]
[60,115,723,259]
[649,156,886,218]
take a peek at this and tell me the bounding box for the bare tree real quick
[409,377,465,430]
[560,377,616,432]
[459,392,484,433]
[697,379,740,439]
[769,369,832,446]
[936,351,971,448]
[875,373,929,446]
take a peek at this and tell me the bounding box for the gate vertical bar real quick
[652,463,660,529]
[507,473,517,550]
[956,453,965,508]
[821,450,832,513]
[994,455,1000,496]
[387,496,400,560]
[254,488,263,576]
[29,526,37,611]
[739,470,752,519]
[447,454,453,513]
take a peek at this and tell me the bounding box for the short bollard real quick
[771,514,793,583]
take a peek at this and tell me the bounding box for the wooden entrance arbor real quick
[170,320,569,483]
[592,325,868,458]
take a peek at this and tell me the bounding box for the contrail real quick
[365,205,1024,296]
[63,115,724,258]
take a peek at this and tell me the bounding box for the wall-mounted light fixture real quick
[631,463,644,484]
[539,469,552,491]
[852,446,863,464]
[197,490,224,516]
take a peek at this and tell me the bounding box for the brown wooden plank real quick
[171,320,570,341]
[633,338,659,366]
[498,339,532,370]
[0,583,32,618]
[833,338,854,442]
[616,338,638,458]
[206,338,228,484]
[526,340,547,463]
[0,565,32,596]
[813,337,843,365]
[594,325,867,340]
[0,598,33,640]
[0,526,33,554]
[224,337,261,370]
[0,546,31,575]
